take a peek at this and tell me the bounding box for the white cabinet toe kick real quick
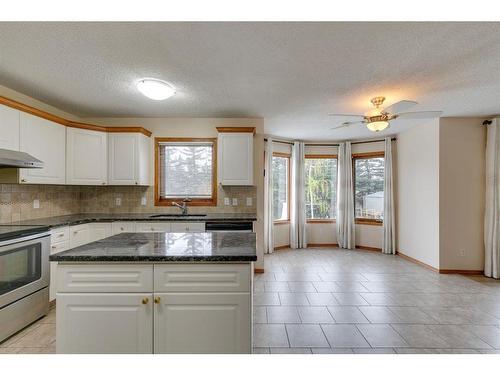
[55,262,253,354]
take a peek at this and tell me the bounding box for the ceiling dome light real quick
[366,121,389,132]
[136,78,176,100]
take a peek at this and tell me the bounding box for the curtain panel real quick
[290,141,307,249]
[336,142,355,249]
[264,139,275,254]
[382,137,396,254]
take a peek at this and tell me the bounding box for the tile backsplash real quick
[0,184,256,224]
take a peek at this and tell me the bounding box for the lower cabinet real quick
[56,293,153,354]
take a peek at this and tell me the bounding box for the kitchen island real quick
[50,231,256,354]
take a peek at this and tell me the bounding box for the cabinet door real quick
[66,127,107,185]
[154,292,251,353]
[19,112,66,184]
[56,293,153,354]
[112,221,137,235]
[49,240,69,301]
[0,104,20,150]
[170,222,205,232]
[137,134,151,185]
[108,133,138,185]
[135,222,171,233]
[69,224,90,248]
[88,223,112,242]
[218,133,253,185]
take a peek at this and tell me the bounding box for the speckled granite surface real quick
[50,232,257,262]
[12,212,257,228]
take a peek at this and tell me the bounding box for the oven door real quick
[0,233,50,308]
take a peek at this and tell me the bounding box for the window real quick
[305,156,338,221]
[353,152,385,223]
[272,153,290,221]
[155,138,217,206]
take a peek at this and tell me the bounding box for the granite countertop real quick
[50,232,257,262]
[11,212,257,229]
[0,225,50,242]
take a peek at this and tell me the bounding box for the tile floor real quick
[2,247,500,354]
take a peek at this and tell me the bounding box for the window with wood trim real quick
[155,138,217,206]
[305,155,338,221]
[272,153,290,222]
[352,152,385,224]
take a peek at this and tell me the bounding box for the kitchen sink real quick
[148,214,207,218]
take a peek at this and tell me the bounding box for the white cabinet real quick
[69,224,90,248]
[135,222,171,233]
[108,133,150,186]
[0,104,20,150]
[88,223,112,242]
[112,221,137,235]
[153,292,251,354]
[56,293,153,354]
[19,112,66,184]
[170,222,205,232]
[49,226,70,302]
[66,127,107,185]
[217,132,253,185]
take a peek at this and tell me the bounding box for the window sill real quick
[355,219,383,226]
[274,220,290,225]
[306,219,336,224]
[155,198,217,207]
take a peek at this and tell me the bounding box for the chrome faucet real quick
[171,197,191,215]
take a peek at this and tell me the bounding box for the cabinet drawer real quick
[136,222,171,233]
[69,224,90,248]
[51,226,70,244]
[112,221,137,235]
[50,240,69,255]
[57,264,153,293]
[154,264,251,292]
[170,222,205,232]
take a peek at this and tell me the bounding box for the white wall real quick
[439,118,486,271]
[397,120,440,269]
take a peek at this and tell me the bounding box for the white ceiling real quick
[0,22,499,140]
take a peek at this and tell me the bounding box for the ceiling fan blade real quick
[331,120,365,130]
[395,111,443,120]
[328,113,365,118]
[382,100,418,115]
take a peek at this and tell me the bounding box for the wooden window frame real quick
[352,151,385,226]
[304,154,338,223]
[272,152,291,224]
[154,137,217,207]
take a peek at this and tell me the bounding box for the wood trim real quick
[254,268,265,274]
[0,95,152,137]
[355,218,383,226]
[307,219,336,223]
[355,245,381,252]
[274,220,290,225]
[273,152,291,158]
[438,269,484,275]
[274,245,290,250]
[307,243,338,248]
[396,251,440,273]
[154,137,217,207]
[216,127,256,134]
[352,151,385,159]
[305,154,338,159]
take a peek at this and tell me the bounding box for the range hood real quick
[0,148,44,168]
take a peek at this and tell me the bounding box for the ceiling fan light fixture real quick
[366,121,389,132]
[136,78,176,100]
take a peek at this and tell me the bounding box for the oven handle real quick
[0,232,50,250]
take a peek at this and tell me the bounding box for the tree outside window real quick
[272,155,289,221]
[305,157,337,220]
[353,156,384,221]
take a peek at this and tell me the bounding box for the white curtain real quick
[485,119,500,279]
[382,137,396,254]
[264,139,274,254]
[290,141,307,249]
[336,142,355,249]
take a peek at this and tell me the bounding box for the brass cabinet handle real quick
[142,297,149,305]
[154,297,161,304]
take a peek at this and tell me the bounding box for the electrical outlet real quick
[232,198,238,206]
[115,197,122,206]
[141,196,147,206]
[33,199,40,209]
[459,249,466,257]
[246,197,252,206]
[224,197,230,206]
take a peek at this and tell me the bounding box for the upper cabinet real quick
[108,133,150,186]
[217,128,254,186]
[19,112,66,184]
[66,127,107,185]
[0,104,20,150]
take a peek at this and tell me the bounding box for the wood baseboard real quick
[355,245,381,252]
[254,268,265,274]
[307,243,338,248]
[396,251,483,275]
[396,251,439,272]
[438,269,484,275]
[274,245,290,250]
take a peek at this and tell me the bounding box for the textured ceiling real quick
[0,22,499,140]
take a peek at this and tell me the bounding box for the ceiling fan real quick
[329,96,442,132]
